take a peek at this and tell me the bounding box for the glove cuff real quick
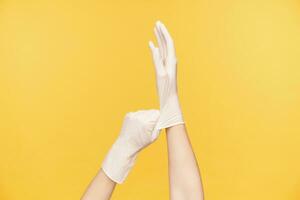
[157,94,184,129]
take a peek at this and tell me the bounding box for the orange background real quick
[1,0,300,199]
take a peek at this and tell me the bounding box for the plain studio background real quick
[1,0,300,199]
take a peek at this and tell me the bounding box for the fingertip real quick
[151,128,161,142]
[158,22,167,33]
[149,41,154,49]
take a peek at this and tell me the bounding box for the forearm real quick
[166,124,204,200]
[81,169,116,200]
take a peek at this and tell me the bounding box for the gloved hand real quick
[149,21,184,130]
[102,110,160,184]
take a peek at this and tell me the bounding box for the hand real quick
[149,21,184,129]
[102,110,160,183]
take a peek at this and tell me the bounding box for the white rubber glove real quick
[149,21,184,130]
[102,110,160,184]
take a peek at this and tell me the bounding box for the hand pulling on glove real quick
[102,110,160,183]
[102,21,183,184]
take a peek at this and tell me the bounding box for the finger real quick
[151,128,161,142]
[157,21,175,56]
[148,40,155,51]
[157,21,173,43]
[141,109,160,122]
[148,41,165,75]
[154,27,164,61]
[155,22,167,61]
[157,24,168,62]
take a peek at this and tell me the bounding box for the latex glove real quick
[149,21,184,129]
[102,110,160,184]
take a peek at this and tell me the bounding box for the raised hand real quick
[149,21,184,129]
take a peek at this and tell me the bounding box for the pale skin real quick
[81,21,204,200]
[166,124,204,200]
[81,170,115,200]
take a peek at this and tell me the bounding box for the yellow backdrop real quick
[1,0,300,199]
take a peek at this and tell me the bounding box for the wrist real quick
[158,94,184,129]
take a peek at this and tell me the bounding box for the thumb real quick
[148,41,165,76]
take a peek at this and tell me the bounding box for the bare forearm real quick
[166,124,204,200]
[81,169,116,200]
